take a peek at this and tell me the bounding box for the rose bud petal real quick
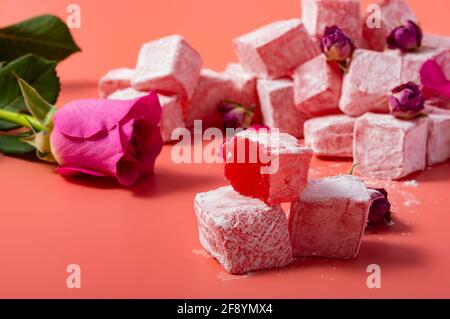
[367,188,392,225]
[389,82,425,119]
[387,20,423,52]
[50,92,163,186]
[218,101,254,130]
[420,59,450,100]
[320,26,355,67]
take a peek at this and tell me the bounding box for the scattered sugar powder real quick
[404,199,421,207]
[216,271,253,281]
[192,249,212,259]
[404,180,419,187]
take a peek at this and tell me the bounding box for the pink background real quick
[1,0,450,298]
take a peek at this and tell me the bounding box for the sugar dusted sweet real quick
[257,78,310,139]
[108,88,185,143]
[362,0,417,51]
[224,130,313,204]
[423,33,450,50]
[304,115,355,158]
[288,175,371,259]
[294,54,342,116]
[185,68,234,128]
[302,0,362,42]
[339,49,402,117]
[426,106,450,166]
[354,113,429,180]
[389,47,450,83]
[132,35,203,99]
[233,19,320,79]
[194,186,293,274]
[99,68,134,98]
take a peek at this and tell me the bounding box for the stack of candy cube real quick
[194,129,373,274]
[99,0,450,181]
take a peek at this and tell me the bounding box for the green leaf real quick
[17,76,56,127]
[0,61,5,68]
[0,134,35,155]
[0,15,81,62]
[0,54,60,130]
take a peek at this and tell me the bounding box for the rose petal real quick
[56,166,107,177]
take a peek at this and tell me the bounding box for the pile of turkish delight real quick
[100,0,450,181]
[98,0,450,274]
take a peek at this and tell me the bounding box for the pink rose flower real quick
[50,92,163,186]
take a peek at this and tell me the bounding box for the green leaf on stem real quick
[0,15,81,62]
[0,133,35,155]
[0,54,60,131]
[17,76,56,128]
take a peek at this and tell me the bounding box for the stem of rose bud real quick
[0,109,47,132]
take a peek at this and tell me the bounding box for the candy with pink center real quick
[224,129,313,204]
[224,63,259,107]
[233,19,320,79]
[339,49,402,117]
[294,54,342,116]
[98,68,134,98]
[354,113,429,180]
[132,35,203,99]
[288,175,371,259]
[302,0,362,42]
[362,0,417,51]
[185,68,234,128]
[304,115,355,158]
[425,106,450,166]
[194,186,293,274]
[108,88,185,143]
[257,78,310,139]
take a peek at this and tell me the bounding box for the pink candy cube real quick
[304,115,356,158]
[98,68,134,98]
[354,113,429,180]
[389,47,450,83]
[339,49,402,117]
[423,33,450,50]
[257,78,310,139]
[302,0,362,42]
[225,63,262,123]
[362,0,417,51]
[289,175,371,259]
[132,35,203,99]
[294,54,342,116]
[426,106,450,166]
[185,68,234,128]
[194,186,293,274]
[233,19,320,79]
[108,88,185,143]
[224,130,313,204]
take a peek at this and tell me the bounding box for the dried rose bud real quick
[387,20,423,52]
[367,188,392,225]
[320,26,355,67]
[389,82,425,119]
[218,101,254,130]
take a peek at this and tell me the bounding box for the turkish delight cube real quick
[224,63,262,123]
[389,47,450,83]
[288,175,371,259]
[194,186,293,274]
[339,49,402,117]
[425,106,450,166]
[423,33,450,50]
[257,78,310,139]
[108,88,185,143]
[304,115,356,158]
[132,35,203,99]
[362,0,417,51]
[233,19,320,79]
[185,68,234,128]
[294,54,342,116]
[224,129,313,204]
[354,113,429,180]
[98,68,134,98]
[302,0,362,42]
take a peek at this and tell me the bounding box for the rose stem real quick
[0,109,46,132]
